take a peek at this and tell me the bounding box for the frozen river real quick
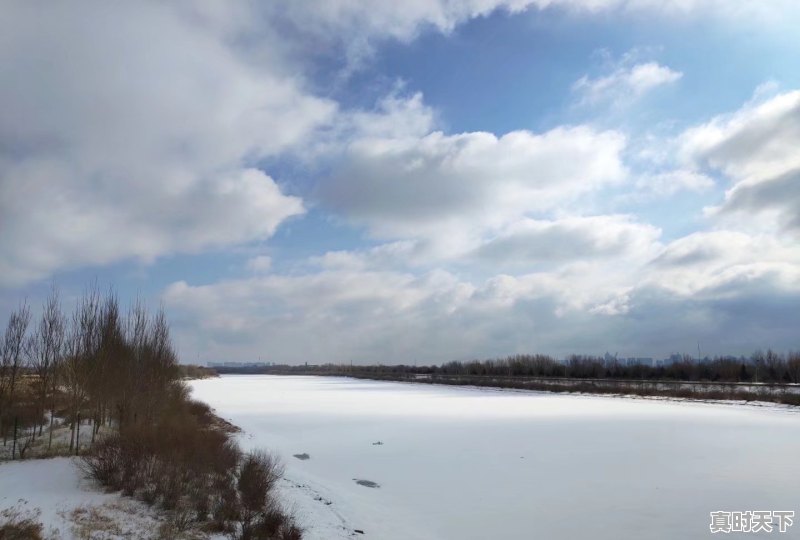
[189,375,800,540]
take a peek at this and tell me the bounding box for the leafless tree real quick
[27,286,65,444]
[1,300,31,445]
[787,352,800,384]
[63,286,102,454]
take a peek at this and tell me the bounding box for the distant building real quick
[663,353,684,365]
[623,357,654,367]
[207,360,269,368]
[603,352,618,364]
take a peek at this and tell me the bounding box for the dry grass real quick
[0,506,54,540]
[65,499,207,540]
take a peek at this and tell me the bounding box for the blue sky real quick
[2,1,799,363]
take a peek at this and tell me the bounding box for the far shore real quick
[208,368,800,407]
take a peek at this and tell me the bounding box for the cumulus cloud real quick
[681,91,800,182]
[164,270,477,362]
[164,231,800,363]
[470,215,661,266]
[634,169,715,197]
[2,0,793,288]
[269,0,797,46]
[592,283,800,357]
[573,61,683,106]
[157,7,800,364]
[0,1,331,285]
[681,90,800,235]
[163,269,598,363]
[715,170,800,234]
[262,0,799,71]
[319,95,627,245]
[246,256,273,274]
[646,231,800,297]
[5,0,800,363]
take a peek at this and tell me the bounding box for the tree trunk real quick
[69,417,75,454]
[12,416,18,460]
[47,404,55,452]
[75,412,81,455]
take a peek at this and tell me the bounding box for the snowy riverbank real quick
[0,457,166,538]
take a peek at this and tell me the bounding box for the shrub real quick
[238,451,283,519]
[0,508,45,540]
[82,406,300,538]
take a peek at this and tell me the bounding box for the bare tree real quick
[1,301,31,446]
[787,352,800,384]
[28,286,66,443]
[91,290,124,440]
[64,286,102,454]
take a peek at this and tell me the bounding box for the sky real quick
[1,1,799,364]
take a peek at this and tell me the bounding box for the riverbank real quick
[216,368,800,407]
[0,457,174,539]
[0,403,241,539]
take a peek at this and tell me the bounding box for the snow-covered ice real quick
[190,375,800,540]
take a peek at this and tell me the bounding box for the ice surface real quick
[190,375,800,540]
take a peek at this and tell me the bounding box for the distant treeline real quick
[1,285,300,539]
[220,351,800,385]
[219,352,800,406]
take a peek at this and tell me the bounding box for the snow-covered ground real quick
[0,457,165,538]
[0,415,107,461]
[190,375,800,540]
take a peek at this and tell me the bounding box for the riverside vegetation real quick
[227,351,800,406]
[0,285,301,539]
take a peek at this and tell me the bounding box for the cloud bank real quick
[2,1,799,363]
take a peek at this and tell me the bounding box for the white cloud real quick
[0,1,332,285]
[269,0,798,46]
[154,6,800,363]
[246,256,273,274]
[164,270,478,362]
[681,91,800,183]
[646,231,800,297]
[573,61,683,106]
[262,1,799,71]
[681,90,800,235]
[471,215,661,266]
[164,226,800,362]
[5,0,800,362]
[634,170,715,196]
[320,95,627,246]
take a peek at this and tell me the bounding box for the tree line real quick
[255,351,800,385]
[436,352,800,384]
[0,285,301,539]
[0,285,179,457]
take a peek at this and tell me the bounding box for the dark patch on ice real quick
[293,453,310,460]
[372,441,383,445]
[354,529,365,534]
[353,479,380,488]
[313,495,332,505]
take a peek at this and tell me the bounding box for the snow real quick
[0,456,166,538]
[190,375,800,540]
[0,415,108,461]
